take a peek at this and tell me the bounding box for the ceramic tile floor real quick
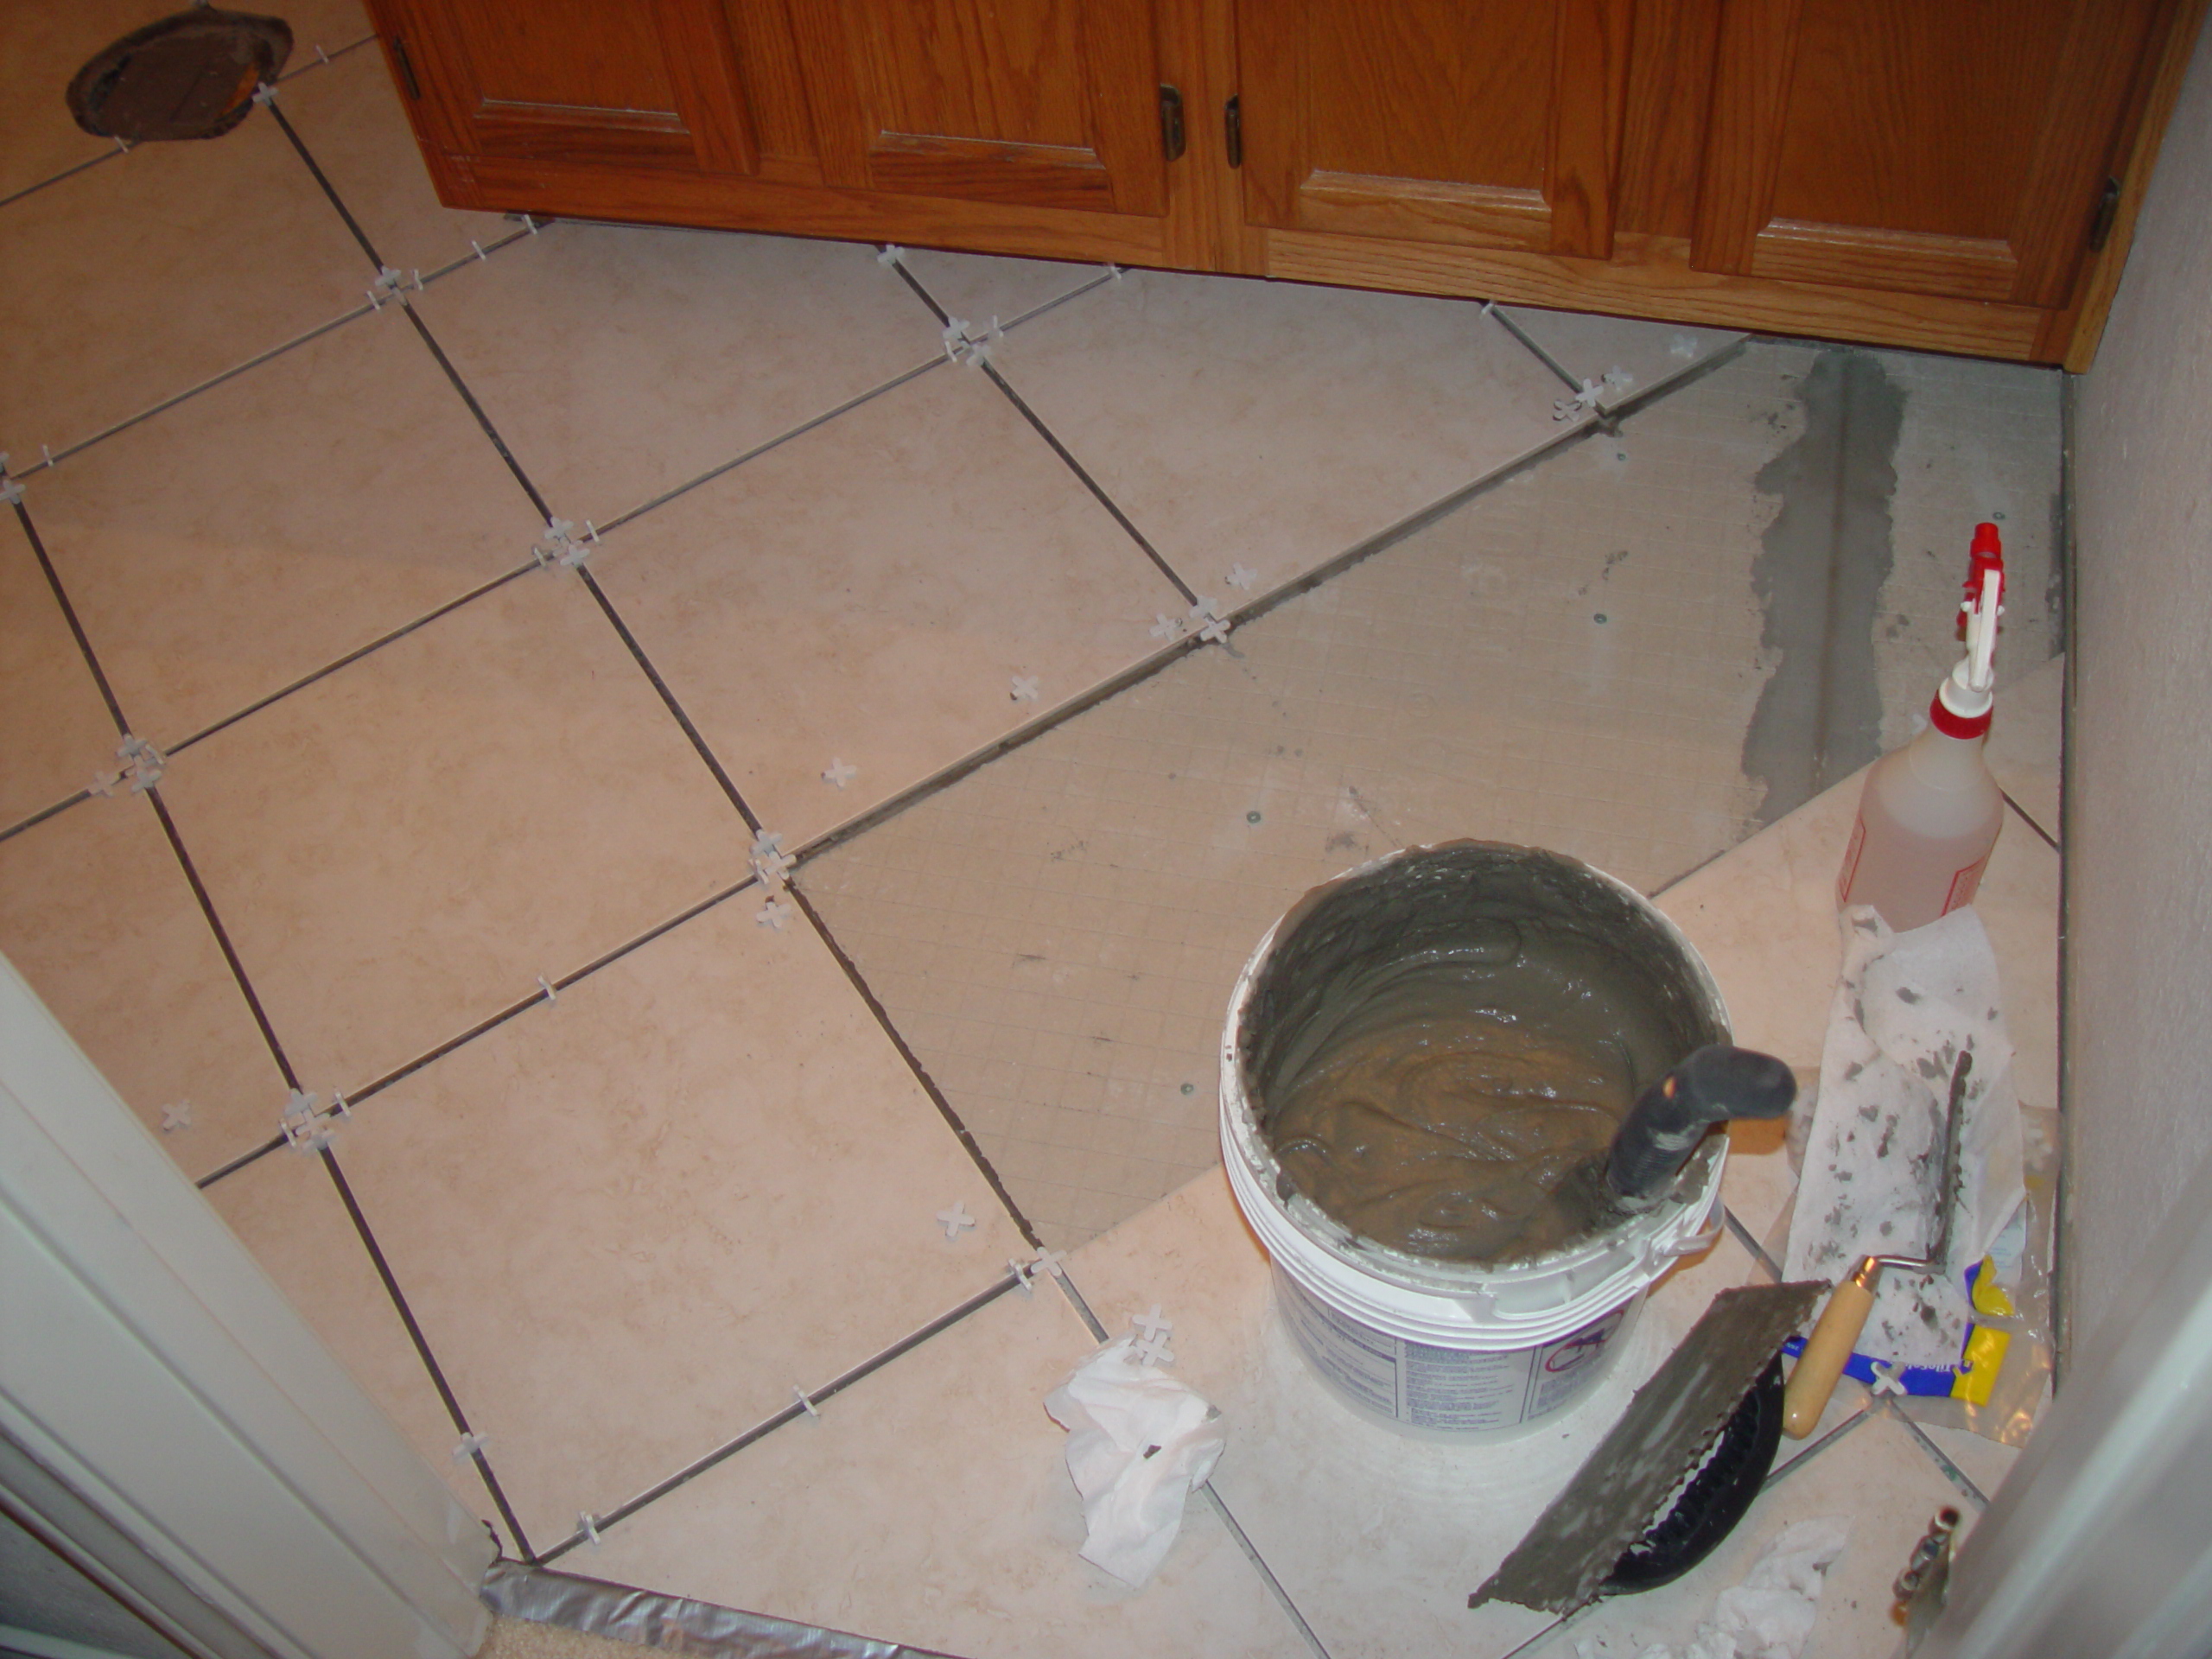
[0,23,2063,1659]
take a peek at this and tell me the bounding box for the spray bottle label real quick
[1943,855,1990,914]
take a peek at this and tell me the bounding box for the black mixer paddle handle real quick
[1605,1045,1797,1211]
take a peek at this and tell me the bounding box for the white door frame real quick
[0,954,492,1659]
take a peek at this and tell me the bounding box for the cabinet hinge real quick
[2087,176,2121,253]
[1159,85,1185,162]
[1224,95,1242,168]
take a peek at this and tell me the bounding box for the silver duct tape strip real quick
[482,1561,962,1659]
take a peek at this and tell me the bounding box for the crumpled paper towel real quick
[1786,905,2025,1370]
[1044,1335,1225,1587]
[1619,1517,1850,1659]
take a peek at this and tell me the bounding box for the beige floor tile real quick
[0,105,375,461]
[205,1141,492,1531]
[406,223,950,530]
[895,247,1113,331]
[152,570,751,1093]
[1495,305,1745,410]
[594,362,1185,847]
[989,266,1573,595]
[0,791,290,1180]
[1058,1168,1788,1659]
[276,45,514,279]
[1916,1417,2022,1505]
[0,512,118,828]
[803,392,1781,1249]
[577,1268,1308,1659]
[283,895,1031,1553]
[25,301,541,745]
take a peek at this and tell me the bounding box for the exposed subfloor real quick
[1,10,2063,1658]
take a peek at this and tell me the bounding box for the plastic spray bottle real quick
[1835,524,2006,929]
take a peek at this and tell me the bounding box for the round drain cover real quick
[68,10,294,143]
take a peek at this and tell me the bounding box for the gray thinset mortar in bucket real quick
[1219,842,1732,1437]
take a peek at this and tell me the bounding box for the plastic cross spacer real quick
[937,1201,976,1241]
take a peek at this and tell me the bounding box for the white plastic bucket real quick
[1219,842,1732,1438]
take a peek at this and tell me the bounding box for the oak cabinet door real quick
[1236,0,1637,258]
[382,0,758,173]
[790,0,1173,219]
[1693,0,2165,306]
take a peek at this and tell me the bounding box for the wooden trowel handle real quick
[1783,1259,1880,1438]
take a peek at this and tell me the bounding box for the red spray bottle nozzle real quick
[1959,522,2005,639]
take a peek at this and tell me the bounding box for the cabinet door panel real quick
[794,0,1168,218]
[391,0,756,171]
[1694,0,2164,306]
[1238,0,1635,258]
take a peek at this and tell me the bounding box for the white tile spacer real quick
[1009,675,1040,702]
[576,1512,601,1546]
[91,735,165,797]
[531,517,591,569]
[1602,365,1635,397]
[113,136,131,155]
[1026,1247,1067,1281]
[936,1201,976,1241]
[1107,263,1126,282]
[1669,333,1700,359]
[279,1090,330,1153]
[1148,613,1184,642]
[754,896,791,931]
[537,975,558,1003]
[314,43,331,65]
[1130,1304,1173,1344]
[1553,378,1604,421]
[1135,1330,1176,1368]
[748,829,794,888]
[451,1431,487,1462]
[524,214,543,234]
[942,316,1003,367]
[0,475,22,507]
[161,1100,193,1133]
[469,238,489,260]
[1186,599,1231,645]
[1008,1256,1039,1294]
[251,80,277,106]
[1225,563,1259,591]
[792,1385,819,1420]
[1870,1358,1909,1397]
[1480,299,1497,316]
[822,757,857,789]
[876,244,906,267]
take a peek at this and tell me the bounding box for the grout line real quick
[786,882,1046,1250]
[0,789,94,848]
[10,496,130,734]
[266,96,385,270]
[339,874,760,1113]
[316,1144,537,1561]
[1197,1484,1335,1659]
[2002,788,2061,853]
[1051,1267,1110,1341]
[143,787,302,1093]
[885,245,1117,341]
[535,1271,1027,1564]
[886,253,951,326]
[275,33,378,82]
[167,562,537,756]
[0,144,127,213]
[571,569,760,830]
[396,303,553,521]
[976,359,1199,605]
[194,1132,287,1192]
[1881,1400,1989,1510]
[1763,1404,1869,1490]
[592,355,947,538]
[1485,302,1586,395]
[23,301,380,476]
[1725,1205,1783,1280]
[1495,1609,1582,1659]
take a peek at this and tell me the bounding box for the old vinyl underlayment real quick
[2,10,2062,1659]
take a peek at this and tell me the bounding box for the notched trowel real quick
[1469,1281,1822,1617]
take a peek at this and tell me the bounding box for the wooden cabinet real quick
[366,0,2209,368]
